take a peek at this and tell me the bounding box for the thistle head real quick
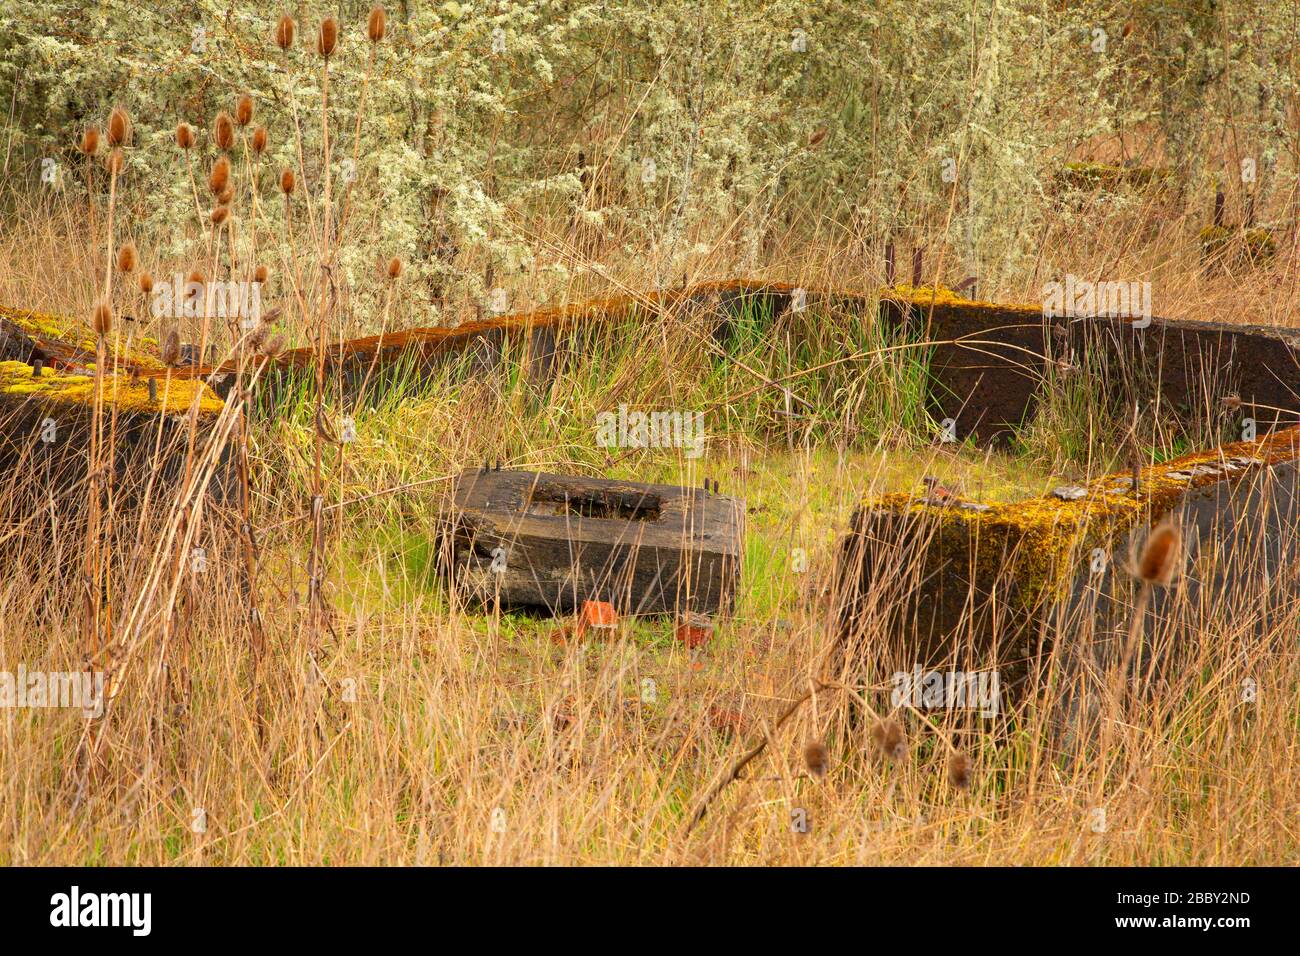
[947,751,972,790]
[870,717,906,761]
[367,6,388,43]
[208,155,231,195]
[214,111,235,151]
[92,301,113,336]
[116,241,137,274]
[317,17,339,58]
[275,14,295,51]
[107,106,131,147]
[1136,521,1182,587]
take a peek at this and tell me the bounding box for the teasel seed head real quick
[254,264,270,284]
[280,167,296,195]
[208,155,231,195]
[870,718,906,761]
[367,6,388,43]
[116,241,137,273]
[217,184,234,206]
[947,751,972,790]
[107,106,131,146]
[79,127,100,156]
[317,17,339,58]
[175,122,196,150]
[138,271,154,295]
[92,301,113,336]
[1136,521,1182,587]
[161,329,182,366]
[236,94,254,127]
[803,740,829,780]
[187,268,205,286]
[210,205,230,227]
[105,148,125,175]
[386,256,403,279]
[214,111,235,151]
[275,14,295,51]
[251,126,268,155]
[259,333,285,358]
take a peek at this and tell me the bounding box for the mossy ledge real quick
[854,425,1300,616]
[0,304,166,374]
[0,360,223,419]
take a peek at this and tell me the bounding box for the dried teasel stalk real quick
[367,6,388,43]
[214,111,235,151]
[275,14,295,51]
[107,106,131,146]
[208,155,231,195]
[161,330,182,366]
[1136,521,1182,587]
[116,241,137,273]
[317,17,338,57]
[92,301,113,336]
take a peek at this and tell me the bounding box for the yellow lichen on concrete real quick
[0,360,224,418]
[878,283,1044,317]
[0,304,168,374]
[860,427,1300,613]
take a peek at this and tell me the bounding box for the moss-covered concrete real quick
[836,425,1300,691]
[0,304,167,374]
[0,360,223,418]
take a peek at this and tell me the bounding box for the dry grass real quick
[1,18,1299,866]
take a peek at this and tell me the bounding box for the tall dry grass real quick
[0,9,1298,866]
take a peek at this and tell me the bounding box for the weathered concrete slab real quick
[447,467,743,616]
[0,359,229,517]
[880,285,1300,443]
[833,425,1300,701]
[12,279,1299,450]
[0,303,230,517]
